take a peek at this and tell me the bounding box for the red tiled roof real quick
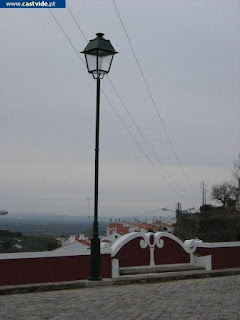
[136,223,153,229]
[108,223,130,235]
[161,222,173,228]
[77,239,91,247]
[108,221,173,234]
[116,226,130,235]
[109,223,124,228]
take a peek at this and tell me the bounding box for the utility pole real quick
[176,203,182,237]
[159,216,162,231]
[200,182,206,206]
[87,197,91,237]
[87,197,91,216]
[153,216,156,232]
[176,202,182,212]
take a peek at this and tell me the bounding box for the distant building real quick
[55,234,111,254]
[107,219,175,237]
[12,244,22,250]
[55,220,175,255]
[107,223,133,236]
[101,232,122,245]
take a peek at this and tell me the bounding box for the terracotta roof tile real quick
[77,239,91,247]
[108,223,130,235]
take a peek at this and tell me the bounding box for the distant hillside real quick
[0,230,60,253]
[0,213,110,236]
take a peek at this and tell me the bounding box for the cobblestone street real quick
[1,275,240,320]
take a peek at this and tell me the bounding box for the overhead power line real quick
[64,5,199,199]
[48,8,201,206]
[101,91,181,194]
[48,9,86,67]
[106,77,188,195]
[48,8,189,196]
[97,209,178,231]
[67,6,88,42]
[112,0,194,189]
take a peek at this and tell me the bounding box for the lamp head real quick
[81,33,118,79]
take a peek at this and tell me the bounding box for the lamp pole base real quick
[89,236,102,281]
[88,277,102,281]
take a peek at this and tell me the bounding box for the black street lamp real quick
[81,33,118,281]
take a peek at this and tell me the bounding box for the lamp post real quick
[81,33,118,281]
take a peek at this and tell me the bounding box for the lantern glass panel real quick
[98,50,114,74]
[85,51,97,74]
[85,50,114,76]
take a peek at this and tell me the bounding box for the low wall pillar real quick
[112,259,119,278]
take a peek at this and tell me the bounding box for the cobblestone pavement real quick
[1,275,240,320]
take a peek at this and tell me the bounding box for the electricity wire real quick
[112,0,195,189]
[48,9,86,67]
[106,77,188,195]
[64,5,198,199]
[48,8,185,196]
[97,210,178,231]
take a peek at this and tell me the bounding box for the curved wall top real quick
[111,232,198,258]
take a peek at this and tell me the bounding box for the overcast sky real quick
[0,0,239,219]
